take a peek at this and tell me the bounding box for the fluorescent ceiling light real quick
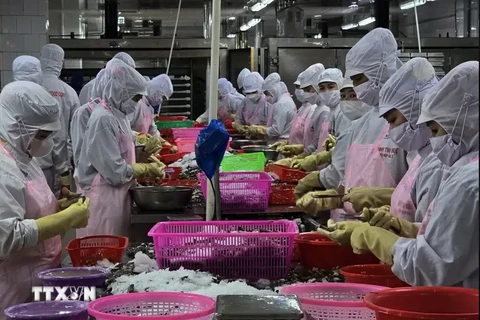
[400,0,427,10]
[118,16,125,25]
[314,14,322,18]
[358,16,376,26]
[341,22,358,30]
[227,33,236,38]
[251,0,274,12]
[313,33,322,39]
[228,16,236,20]
[240,18,261,31]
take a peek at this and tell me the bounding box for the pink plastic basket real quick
[88,292,215,320]
[281,283,388,320]
[176,138,197,153]
[148,220,299,279]
[197,172,273,211]
[172,128,202,140]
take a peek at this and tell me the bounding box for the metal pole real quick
[413,0,422,53]
[205,0,222,221]
[166,0,183,75]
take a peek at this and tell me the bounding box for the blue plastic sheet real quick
[195,120,230,179]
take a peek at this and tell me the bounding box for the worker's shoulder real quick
[88,107,117,128]
[443,162,478,194]
[0,153,26,185]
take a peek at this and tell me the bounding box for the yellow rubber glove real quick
[232,121,247,134]
[342,187,395,213]
[278,144,304,156]
[136,133,149,145]
[132,156,166,179]
[144,136,162,155]
[57,188,83,210]
[322,134,337,151]
[317,219,366,246]
[292,151,332,172]
[248,125,267,137]
[270,141,288,151]
[296,189,343,215]
[295,152,310,160]
[361,206,419,238]
[350,224,399,264]
[294,171,321,200]
[60,172,72,188]
[231,114,236,121]
[274,158,294,167]
[160,138,171,148]
[36,197,90,242]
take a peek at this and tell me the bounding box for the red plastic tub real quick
[266,164,307,183]
[364,287,479,319]
[159,145,172,155]
[340,264,409,288]
[159,152,189,165]
[269,184,296,205]
[156,116,188,121]
[296,233,379,270]
[66,235,128,267]
[161,179,199,187]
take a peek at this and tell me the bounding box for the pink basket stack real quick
[148,220,299,279]
[281,283,388,320]
[172,128,202,140]
[176,138,197,153]
[197,172,273,211]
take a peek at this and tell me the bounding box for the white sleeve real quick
[235,100,247,125]
[196,110,209,124]
[319,128,352,189]
[266,103,289,138]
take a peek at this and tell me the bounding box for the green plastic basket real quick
[155,120,194,129]
[221,152,266,172]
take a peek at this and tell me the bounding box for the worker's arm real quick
[319,128,352,189]
[266,104,290,138]
[70,106,89,167]
[305,108,329,154]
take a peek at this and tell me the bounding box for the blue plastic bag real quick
[195,120,230,179]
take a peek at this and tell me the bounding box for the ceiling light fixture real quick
[240,18,262,31]
[251,0,274,12]
[348,1,359,9]
[228,16,236,20]
[314,14,322,18]
[313,33,322,39]
[358,16,376,26]
[227,33,237,38]
[400,0,427,10]
[341,22,359,30]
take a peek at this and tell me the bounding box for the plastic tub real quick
[221,152,266,172]
[269,184,296,205]
[66,235,128,267]
[5,301,89,320]
[88,292,216,320]
[176,138,197,153]
[172,128,202,139]
[38,266,110,287]
[148,220,298,279]
[161,179,199,187]
[156,120,195,130]
[296,233,379,270]
[156,116,188,121]
[160,152,189,165]
[281,283,388,320]
[340,264,409,288]
[266,164,307,183]
[160,145,173,155]
[364,287,479,320]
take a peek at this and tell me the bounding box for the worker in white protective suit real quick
[195,78,244,125]
[0,81,90,314]
[247,73,296,144]
[295,28,408,220]
[233,72,270,133]
[349,61,479,288]
[338,78,372,122]
[12,56,42,83]
[237,68,251,91]
[75,58,164,238]
[79,52,136,105]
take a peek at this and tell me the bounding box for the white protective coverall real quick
[235,72,270,126]
[237,68,251,90]
[12,56,42,83]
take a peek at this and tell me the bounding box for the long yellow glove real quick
[248,125,267,137]
[317,219,366,246]
[361,206,419,238]
[294,171,321,200]
[270,141,288,151]
[36,198,90,242]
[295,152,310,160]
[342,187,395,213]
[274,158,294,167]
[132,156,166,179]
[144,136,162,155]
[292,150,332,172]
[231,114,236,121]
[322,134,337,151]
[233,121,248,134]
[350,224,399,264]
[136,133,149,145]
[278,144,304,156]
[296,189,343,215]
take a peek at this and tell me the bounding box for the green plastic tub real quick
[221,152,266,172]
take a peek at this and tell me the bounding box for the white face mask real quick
[29,137,54,158]
[389,122,432,152]
[295,89,306,103]
[319,90,341,108]
[303,92,318,105]
[339,100,372,121]
[354,80,381,107]
[246,93,261,102]
[119,99,138,115]
[430,134,463,166]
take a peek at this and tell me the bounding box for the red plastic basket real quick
[161,179,199,187]
[159,145,172,155]
[340,264,409,288]
[364,287,479,320]
[266,164,307,183]
[160,152,189,165]
[164,166,182,180]
[148,220,299,280]
[160,128,173,137]
[164,137,177,145]
[66,235,128,267]
[296,233,379,270]
[197,171,273,211]
[156,116,188,121]
[269,184,296,205]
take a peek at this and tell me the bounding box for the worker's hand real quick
[132,156,166,179]
[294,171,321,200]
[136,133,150,145]
[361,206,419,238]
[170,146,178,153]
[270,141,288,151]
[62,197,90,229]
[296,189,343,215]
[247,125,267,137]
[144,136,162,155]
[350,224,399,264]
[317,219,365,246]
[57,188,83,211]
[278,144,304,156]
[233,121,248,134]
[160,138,172,148]
[322,134,337,151]
[274,158,294,167]
[292,151,331,172]
[59,172,72,190]
[230,114,236,121]
[342,187,395,213]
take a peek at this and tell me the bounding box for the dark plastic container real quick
[5,301,88,320]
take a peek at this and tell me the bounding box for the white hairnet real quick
[243,72,264,93]
[345,28,402,86]
[263,73,281,89]
[12,55,41,83]
[418,61,479,153]
[90,69,107,100]
[319,68,343,87]
[299,63,325,90]
[113,52,136,68]
[237,68,251,89]
[101,59,147,110]
[294,71,304,85]
[40,44,64,76]
[380,57,438,121]
[340,78,354,90]
[218,78,234,97]
[147,74,174,105]
[0,81,61,158]
[262,73,288,103]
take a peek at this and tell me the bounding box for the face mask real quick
[295,89,306,103]
[354,80,381,107]
[389,122,431,152]
[246,93,261,102]
[29,137,54,158]
[319,90,341,108]
[266,96,275,104]
[339,100,371,121]
[119,99,138,115]
[304,92,318,105]
[430,134,463,166]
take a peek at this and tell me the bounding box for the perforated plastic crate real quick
[221,152,266,172]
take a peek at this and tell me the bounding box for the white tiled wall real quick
[0,0,48,88]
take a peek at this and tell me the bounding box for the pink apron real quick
[0,144,61,312]
[302,107,315,148]
[390,155,423,221]
[418,157,479,235]
[76,117,135,238]
[288,104,312,145]
[316,117,331,153]
[242,95,267,126]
